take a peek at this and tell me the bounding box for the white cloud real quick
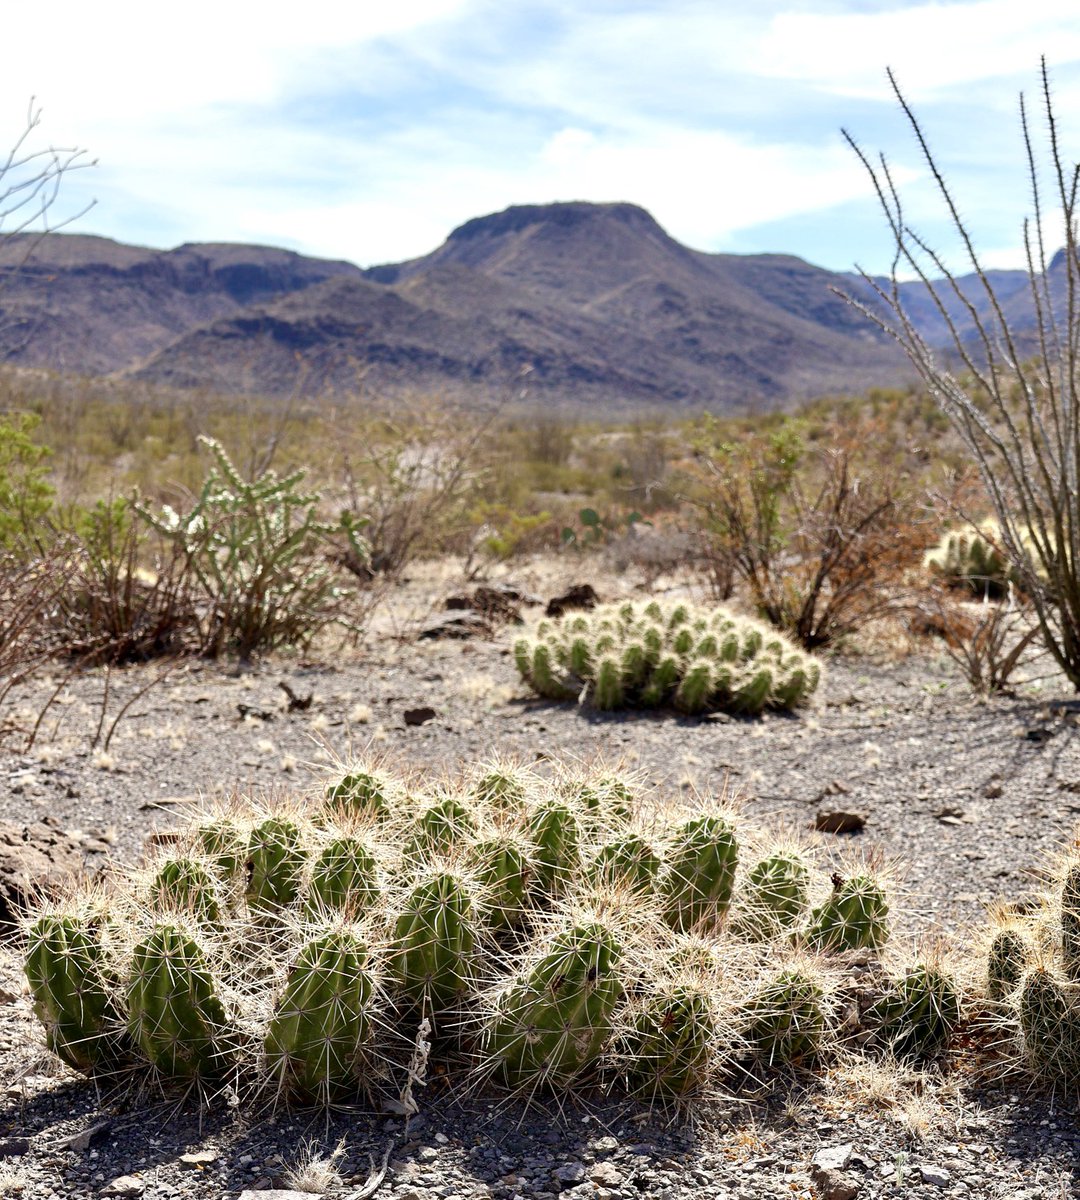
[760,1,1080,101]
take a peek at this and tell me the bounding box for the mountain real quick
[0,204,921,413]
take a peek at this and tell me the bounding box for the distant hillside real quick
[0,204,932,413]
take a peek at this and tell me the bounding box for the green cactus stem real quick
[263,927,376,1101]
[126,924,229,1081]
[306,837,379,918]
[246,817,307,915]
[390,871,479,1014]
[25,913,128,1075]
[484,921,622,1089]
[663,815,739,934]
[803,872,889,954]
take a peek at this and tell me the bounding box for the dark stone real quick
[545,584,599,618]
[417,612,493,640]
[0,1138,29,1157]
[814,811,866,835]
[403,707,438,727]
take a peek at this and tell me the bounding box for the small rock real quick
[404,707,438,727]
[100,1177,145,1198]
[418,612,493,640]
[809,1166,861,1200]
[815,811,866,834]
[417,1146,439,1162]
[237,1193,319,1200]
[552,1162,586,1187]
[179,1150,218,1168]
[545,584,599,618]
[917,1164,951,1188]
[590,1136,618,1154]
[812,1145,853,1173]
[0,1138,29,1157]
[589,1162,622,1186]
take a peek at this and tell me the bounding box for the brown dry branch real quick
[843,59,1080,689]
[914,584,1046,695]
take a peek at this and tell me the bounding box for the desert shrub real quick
[22,753,953,1110]
[513,598,822,714]
[685,416,924,649]
[51,499,198,664]
[0,413,55,553]
[137,436,367,660]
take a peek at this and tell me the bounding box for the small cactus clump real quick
[802,870,890,954]
[513,600,822,715]
[978,843,1080,1091]
[738,964,830,1069]
[923,518,1022,597]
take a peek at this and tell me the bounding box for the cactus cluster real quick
[923,519,1019,597]
[978,847,1080,1087]
[23,755,953,1109]
[513,600,822,715]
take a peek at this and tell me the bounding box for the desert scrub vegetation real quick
[513,599,821,714]
[23,752,963,1110]
[682,408,931,650]
[847,59,1080,690]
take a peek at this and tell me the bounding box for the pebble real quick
[100,1177,145,1197]
[917,1163,951,1187]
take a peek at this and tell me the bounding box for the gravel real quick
[2,613,1080,1197]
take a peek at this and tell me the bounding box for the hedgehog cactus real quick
[589,834,661,895]
[1018,967,1080,1080]
[868,963,961,1062]
[733,850,810,941]
[484,920,622,1088]
[739,965,829,1067]
[246,817,307,915]
[406,795,477,860]
[663,815,739,934]
[25,912,128,1075]
[472,835,531,929]
[803,872,889,953]
[923,520,1015,596]
[197,817,245,880]
[1061,863,1080,982]
[621,981,718,1100]
[390,871,480,1015]
[149,858,223,926]
[472,763,532,814]
[263,927,377,1101]
[987,925,1032,1001]
[513,600,821,715]
[126,924,229,1081]
[306,837,379,918]
[323,768,392,822]
[526,799,580,896]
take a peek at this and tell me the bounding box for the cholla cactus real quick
[513,600,821,715]
[135,436,368,659]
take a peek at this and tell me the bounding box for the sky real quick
[3,0,1080,276]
